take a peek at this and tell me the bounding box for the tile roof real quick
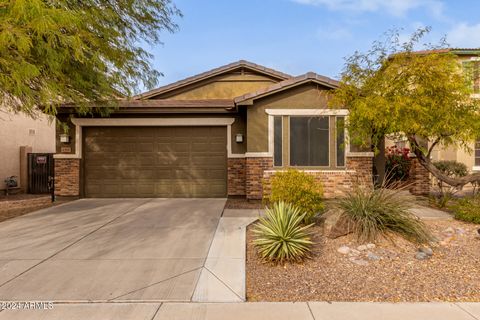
[121,99,234,108]
[234,72,339,105]
[134,60,293,100]
[396,48,480,56]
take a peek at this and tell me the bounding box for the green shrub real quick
[264,169,324,224]
[433,160,468,177]
[432,160,468,208]
[336,186,434,244]
[253,202,314,263]
[450,196,480,224]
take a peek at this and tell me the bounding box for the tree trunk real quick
[408,136,480,188]
[373,136,386,185]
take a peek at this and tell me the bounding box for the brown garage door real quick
[83,126,227,198]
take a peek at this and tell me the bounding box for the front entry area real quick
[83,126,227,198]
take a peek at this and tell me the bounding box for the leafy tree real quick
[331,27,480,188]
[0,0,181,117]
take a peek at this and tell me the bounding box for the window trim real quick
[288,115,331,168]
[475,140,480,168]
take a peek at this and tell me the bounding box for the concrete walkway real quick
[410,204,453,220]
[192,216,257,302]
[1,302,479,320]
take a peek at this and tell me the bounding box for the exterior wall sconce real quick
[235,133,244,143]
[60,134,70,143]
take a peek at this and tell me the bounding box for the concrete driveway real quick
[0,198,225,302]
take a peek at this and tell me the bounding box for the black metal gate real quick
[28,153,54,194]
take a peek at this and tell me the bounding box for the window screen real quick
[290,116,329,166]
[274,116,283,166]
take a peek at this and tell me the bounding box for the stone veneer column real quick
[227,158,246,196]
[54,158,80,197]
[245,157,273,200]
[408,157,431,195]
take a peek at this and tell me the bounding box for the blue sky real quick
[149,0,480,86]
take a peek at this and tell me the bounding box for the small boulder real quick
[348,249,361,257]
[443,227,455,235]
[366,243,376,249]
[415,251,430,260]
[323,209,354,239]
[357,245,368,251]
[418,246,433,257]
[337,246,351,255]
[349,257,369,266]
[367,252,381,261]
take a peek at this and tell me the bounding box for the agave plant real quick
[253,202,314,263]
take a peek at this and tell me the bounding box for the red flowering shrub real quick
[385,146,411,181]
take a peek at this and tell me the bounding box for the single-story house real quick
[54,60,428,199]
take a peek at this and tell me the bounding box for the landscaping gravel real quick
[246,220,480,302]
[225,198,263,209]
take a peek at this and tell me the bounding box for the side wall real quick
[0,111,55,191]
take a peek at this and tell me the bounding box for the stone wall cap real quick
[346,152,374,157]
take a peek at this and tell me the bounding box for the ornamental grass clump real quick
[253,202,314,263]
[336,186,434,244]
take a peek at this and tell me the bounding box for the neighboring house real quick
[54,60,428,199]
[0,110,55,192]
[388,49,480,175]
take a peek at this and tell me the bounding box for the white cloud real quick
[292,0,445,18]
[447,23,480,48]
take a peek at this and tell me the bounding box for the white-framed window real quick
[268,109,349,169]
[475,140,480,167]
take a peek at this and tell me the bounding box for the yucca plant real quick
[336,186,434,244]
[253,202,314,263]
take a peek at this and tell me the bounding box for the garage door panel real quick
[84,126,227,198]
[138,143,155,152]
[116,143,137,152]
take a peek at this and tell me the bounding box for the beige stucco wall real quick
[246,83,332,153]
[153,73,278,100]
[430,142,476,172]
[0,111,55,190]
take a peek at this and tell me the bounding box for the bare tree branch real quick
[408,135,480,188]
